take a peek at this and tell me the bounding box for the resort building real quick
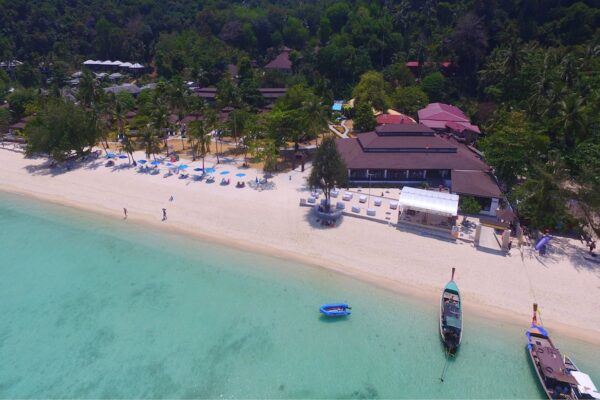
[418,103,481,143]
[336,123,502,216]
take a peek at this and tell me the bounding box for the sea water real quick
[0,192,598,399]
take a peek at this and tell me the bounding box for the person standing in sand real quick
[162,208,167,221]
[123,208,128,220]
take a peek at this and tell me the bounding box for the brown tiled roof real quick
[375,123,434,136]
[451,170,502,198]
[264,50,292,70]
[258,88,287,99]
[9,121,27,130]
[357,131,455,151]
[337,136,489,171]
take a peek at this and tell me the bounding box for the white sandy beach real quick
[1,146,599,343]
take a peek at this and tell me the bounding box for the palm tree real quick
[139,128,161,160]
[120,129,136,166]
[78,70,98,108]
[150,98,170,156]
[167,78,192,150]
[302,96,329,145]
[558,94,587,150]
[188,109,216,170]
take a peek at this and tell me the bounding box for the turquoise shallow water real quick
[0,192,598,399]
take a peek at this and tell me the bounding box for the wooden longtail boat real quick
[439,267,462,356]
[526,303,577,399]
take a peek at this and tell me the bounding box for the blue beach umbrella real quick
[193,167,203,172]
[179,164,189,170]
[235,172,246,177]
[118,155,128,159]
[137,159,147,164]
[220,171,230,175]
[205,167,216,173]
[106,152,115,158]
[150,160,160,166]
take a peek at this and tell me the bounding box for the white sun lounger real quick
[389,200,398,209]
[336,201,345,210]
[331,189,339,198]
[307,196,316,204]
[359,195,367,203]
[342,192,353,201]
[367,208,376,217]
[352,205,360,213]
[374,197,382,206]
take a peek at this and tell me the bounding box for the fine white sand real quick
[1,147,599,343]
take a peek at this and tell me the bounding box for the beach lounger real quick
[307,196,316,204]
[336,201,345,210]
[331,189,339,198]
[389,200,398,210]
[342,192,353,201]
[374,197,382,206]
[351,205,360,213]
[367,208,376,217]
[359,195,368,203]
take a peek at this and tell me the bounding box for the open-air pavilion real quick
[397,187,459,235]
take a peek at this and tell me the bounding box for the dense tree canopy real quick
[1,0,599,233]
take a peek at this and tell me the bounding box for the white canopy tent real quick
[571,371,600,399]
[398,187,459,217]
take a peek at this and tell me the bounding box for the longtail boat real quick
[526,303,577,399]
[439,267,462,356]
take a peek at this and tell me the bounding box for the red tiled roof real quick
[376,114,416,125]
[418,103,481,134]
[418,103,469,121]
[451,170,502,198]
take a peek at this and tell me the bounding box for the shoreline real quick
[1,148,600,346]
[2,186,600,346]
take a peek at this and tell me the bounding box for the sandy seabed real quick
[1,146,599,344]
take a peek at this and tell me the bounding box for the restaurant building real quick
[336,123,502,216]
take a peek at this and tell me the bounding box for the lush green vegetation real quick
[1,0,599,234]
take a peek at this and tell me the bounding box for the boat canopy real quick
[445,315,461,330]
[571,371,600,399]
[398,187,459,217]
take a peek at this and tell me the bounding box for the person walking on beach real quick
[162,208,167,221]
[590,240,596,256]
[123,208,128,220]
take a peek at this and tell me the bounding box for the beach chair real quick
[331,189,339,198]
[359,195,368,203]
[342,192,353,201]
[374,197,382,206]
[367,208,376,217]
[390,200,398,210]
[351,205,361,213]
[307,196,316,204]
[336,201,345,210]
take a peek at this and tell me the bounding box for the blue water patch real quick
[0,191,598,398]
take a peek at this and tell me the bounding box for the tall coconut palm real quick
[139,128,161,160]
[302,96,329,145]
[188,109,216,170]
[120,129,136,166]
[558,94,587,150]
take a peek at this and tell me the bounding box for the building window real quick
[349,169,367,179]
[387,170,407,180]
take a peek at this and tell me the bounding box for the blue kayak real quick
[320,303,351,317]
